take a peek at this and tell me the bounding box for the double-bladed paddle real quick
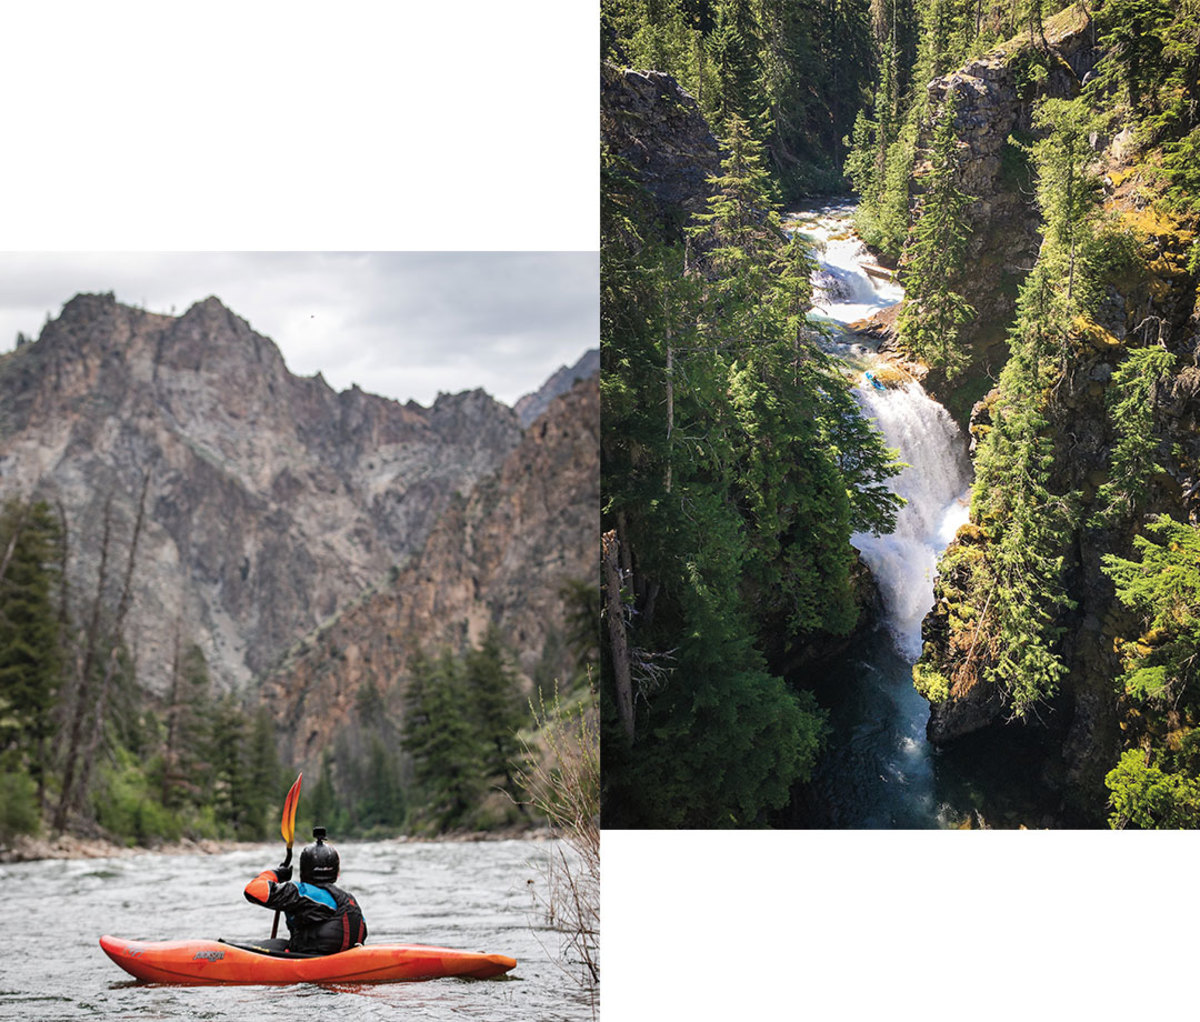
[271,772,302,939]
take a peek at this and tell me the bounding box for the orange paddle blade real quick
[280,772,302,847]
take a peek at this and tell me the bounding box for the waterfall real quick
[778,203,1043,829]
[793,204,904,326]
[793,203,972,662]
[851,381,971,659]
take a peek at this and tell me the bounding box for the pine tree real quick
[1028,97,1103,316]
[401,652,484,831]
[1091,346,1176,528]
[688,113,784,281]
[1106,749,1200,828]
[244,705,281,834]
[208,694,260,839]
[0,499,63,809]
[897,88,976,377]
[1101,515,1200,702]
[969,378,1077,716]
[464,627,526,803]
[160,641,215,810]
[1090,0,1172,115]
[308,751,342,832]
[709,0,766,134]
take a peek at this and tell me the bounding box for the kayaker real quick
[244,826,368,954]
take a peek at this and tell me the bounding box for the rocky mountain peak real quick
[0,293,532,695]
[173,294,250,345]
[514,348,599,427]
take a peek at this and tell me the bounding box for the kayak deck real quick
[99,934,517,985]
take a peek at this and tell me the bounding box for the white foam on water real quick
[792,211,904,324]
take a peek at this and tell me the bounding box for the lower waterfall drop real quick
[851,379,971,660]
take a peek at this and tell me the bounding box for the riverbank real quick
[0,824,554,864]
[0,833,260,863]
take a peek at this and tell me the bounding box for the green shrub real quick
[0,770,40,840]
[1106,749,1200,829]
[93,752,183,845]
[912,662,952,703]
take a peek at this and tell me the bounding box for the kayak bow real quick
[99,935,517,985]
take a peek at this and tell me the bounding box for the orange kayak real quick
[99,934,517,985]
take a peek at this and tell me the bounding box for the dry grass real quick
[514,680,600,1014]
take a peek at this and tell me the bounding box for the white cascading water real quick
[796,203,904,327]
[851,383,971,658]
[792,204,972,661]
[780,204,1031,828]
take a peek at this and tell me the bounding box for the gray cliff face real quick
[260,374,600,769]
[918,19,1096,357]
[0,293,523,693]
[601,62,721,229]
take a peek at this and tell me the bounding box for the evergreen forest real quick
[602,0,1200,828]
[0,497,596,847]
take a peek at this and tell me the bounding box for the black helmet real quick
[299,826,339,884]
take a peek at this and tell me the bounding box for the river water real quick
[0,837,595,1021]
[778,203,1056,828]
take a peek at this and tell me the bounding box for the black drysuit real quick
[244,869,368,954]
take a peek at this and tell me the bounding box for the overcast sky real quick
[0,3,596,409]
[0,252,597,408]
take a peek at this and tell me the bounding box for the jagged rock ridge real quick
[0,292,524,693]
[514,348,599,427]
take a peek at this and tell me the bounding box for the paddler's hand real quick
[273,864,293,883]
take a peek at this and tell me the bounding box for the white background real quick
[0,2,596,250]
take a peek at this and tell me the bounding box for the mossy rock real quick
[913,662,952,703]
[870,364,911,388]
[1071,315,1123,352]
[956,522,987,545]
[1123,205,1197,262]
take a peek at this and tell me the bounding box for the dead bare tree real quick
[73,472,152,812]
[161,621,184,806]
[53,494,114,833]
[0,498,33,587]
[53,473,150,831]
[601,531,634,741]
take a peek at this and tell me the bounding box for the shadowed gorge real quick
[602,0,1200,829]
